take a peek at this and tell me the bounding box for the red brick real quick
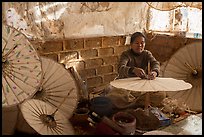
[102,56,118,65]
[80,49,98,59]
[78,68,96,78]
[40,41,63,53]
[103,73,118,84]
[41,53,58,62]
[85,37,102,48]
[59,51,79,63]
[65,60,85,70]
[98,47,114,56]
[87,76,103,87]
[65,39,84,50]
[114,45,130,55]
[96,65,113,75]
[85,58,103,68]
[102,36,120,47]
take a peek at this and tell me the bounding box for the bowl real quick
[112,111,136,135]
[90,96,113,117]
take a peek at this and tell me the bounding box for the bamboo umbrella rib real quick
[2,28,16,54]
[33,57,78,119]
[186,87,195,104]
[8,49,41,62]
[41,95,65,107]
[166,60,189,72]
[41,58,53,83]
[196,45,202,67]
[5,65,41,82]
[193,86,201,108]
[197,84,202,97]
[2,24,43,107]
[195,45,201,67]
[2,38,8,52]
[3,44,18,59]
[41,92,77,111]
[186,88,196,109]
[21,99,75,135]
[186,45,197,68]
[170,53,189,71]
[166,61,188,75]
[44,80,74,92]
[11,61,42,65]
[37,124,46,134]
[26,100,43,117]
[43,89,75,99]
[3,70,38,90]
[42,57,52,74]
[51,88,74,114]
[21,104,40,121]
[163,68,188,78]
[3,75,22,104]
[4,35,24,59]
[193,86,200,107]
[164,42,202,111]
[164,73,188,80]
[164,73,187,80]
[41,65,61,87]
[43,66,73,88]
[188,45,197,67]
[44,88,71,95]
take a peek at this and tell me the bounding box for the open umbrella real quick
[20,99,75,135]
[2,23,42,107]
[110,77,192,109]
[163,42,202,112]
[33,56,78,119]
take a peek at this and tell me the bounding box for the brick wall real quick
[34,36,127,92]
[34,34,201,92]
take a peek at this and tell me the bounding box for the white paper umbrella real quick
[110,77,192,109]
[163,42,202,112]
[33,57,78,119]
[110,77,192,92]
[20,99,75,135]
[2,24,42,107]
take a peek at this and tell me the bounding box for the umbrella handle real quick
[51,88,75,116]
[144,92,150,110]
[148,61,150,75]
[184,62,197,75]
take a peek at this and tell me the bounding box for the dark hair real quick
[130,32,146,44]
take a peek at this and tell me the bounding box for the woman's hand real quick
[147,71,157,80]
[133,67,147,79]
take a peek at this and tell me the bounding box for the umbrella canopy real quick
[33,57,78,119]
[110,77,192,109]
[110,77,192,93]
[2,24,42,107]
[163,42,202,112]
[20,99,75,135]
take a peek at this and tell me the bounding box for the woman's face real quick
[131,36,145,54]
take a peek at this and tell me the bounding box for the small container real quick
[112,111,136,135]
[90,96,113,117]
[73,107,90,124]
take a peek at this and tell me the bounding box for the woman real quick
[107,32,166,109]
[118,32,160,79]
